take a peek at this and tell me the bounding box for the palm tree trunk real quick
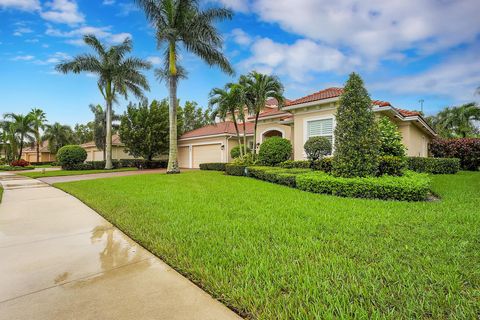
[18,134,24,161]
[253,111,260,156]
[242,119,247,154]
[36,136,40,163]
[231,113,242,157]
[167,43,180,174]
[105,83,113,169]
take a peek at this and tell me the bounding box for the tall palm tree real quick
[209,83,244,156]
[135,0,234,173]
[240,71,285,155]
[29,108,47,163]
[3,113,35,160]
[43,122,74,154]
[56,35,151,169]
[0,120,18,162]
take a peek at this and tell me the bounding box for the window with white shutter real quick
[306,118,334,153]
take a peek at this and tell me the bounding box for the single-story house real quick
[178,87,436,168]
[21,141,56,163]
[81,134,137,161]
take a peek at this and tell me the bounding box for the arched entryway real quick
[262,129,284,141]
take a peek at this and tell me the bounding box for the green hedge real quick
[279,157,333,172]
[378,156,406,176]
[57,145,87,169]
[248,166,311,188]
[0,165,34,171]
[199,163,227,171]
[296,171,430,201]
[407,157,460,174]
[225,164,246,176]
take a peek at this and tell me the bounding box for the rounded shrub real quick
[11,159,30,167]
[230,144,252,159]
[258,137,292,166]
[57,145,87,169]
[304,137,332,161]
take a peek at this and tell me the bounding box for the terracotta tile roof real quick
[180,121,255,139]
[266,97,291,106]
[23,141,51,153]
[287,87,344,106]
[81,134,123,148]
[395,108,421,117]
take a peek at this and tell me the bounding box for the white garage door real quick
[178,146,190,168]
[192,144,222,168]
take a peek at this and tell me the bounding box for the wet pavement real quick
[0,172,241,320]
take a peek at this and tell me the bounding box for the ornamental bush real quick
[225,164,246,176]
[296,171,430,201]
[199,163,227,171]
[378,116,406,157]
[333,73,380,177]
[56,145,87,170]
[230,144,251,159]
[429,138,480,170]
[258,137,292,166]
[304,137,332,161]
[10,159,30,167]
[378,156,407,176]
[248,166,311,188]
[279,157,333,173]
[407,157,460,174]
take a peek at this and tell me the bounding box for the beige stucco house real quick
[178,87,436,169]
[81,134,137,161]
[21,141,56,163]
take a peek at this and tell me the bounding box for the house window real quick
[306,118,333,153]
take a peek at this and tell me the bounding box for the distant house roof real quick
[180,121,254,139]
[22,141,52,153]
[81,134,123,148]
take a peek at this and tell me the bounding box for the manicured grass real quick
[19,167,137,178]
[56,171,480,319]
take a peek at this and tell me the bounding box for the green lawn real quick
[19,167,137,178]
[0,186,3,203]
[56,171,480,319]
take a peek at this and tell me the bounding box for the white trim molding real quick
[260,127,285,142]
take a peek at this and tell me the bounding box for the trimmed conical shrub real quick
[333,73,380,177]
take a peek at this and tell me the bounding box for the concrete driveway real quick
[0,172,240,320]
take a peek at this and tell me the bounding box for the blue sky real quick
[0,0,479,126]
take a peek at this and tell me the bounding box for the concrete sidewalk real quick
[0,172,241,320]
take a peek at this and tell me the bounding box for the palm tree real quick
[29,108,47,163]
[209,83,244,156]
[135,0,234,173]
[240,71,285,155]
[56,35,151,169]
[0,120,18,162]
[43,122,74,154]
[432,103,480,137]
[3,113,35,160]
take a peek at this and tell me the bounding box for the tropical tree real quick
[56,34,151,169]
[182,101,213,133]
[28,108,47,162]
[73,122,94,144]
[119,99,169,160]
[240,71,285,156]
[135,0,234,173]
[0,120,19,162]
[428,103,480,138]
[89,104,121,160]
[43,122,74,154]
[3,113,35,160]
[209,84,244,156]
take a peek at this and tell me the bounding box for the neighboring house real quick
[81,134,137,161]
[21,141,56,163]
[178,87,436,168]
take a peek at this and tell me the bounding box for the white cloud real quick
[12,55,35,61]
[371,48,480,104]
[146,56,162,65]
[35,51,71,64]
[241,38,359,82]
[250,0,480,62]
[102,0,115,4]
[117,2,139,16]
[46,25,132,45]
[231,28,252,46]
[0,0,40,11]
[13,26,33,36]
[25,38,39,43]
[210,0,248,13]
[40,0,84,25]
